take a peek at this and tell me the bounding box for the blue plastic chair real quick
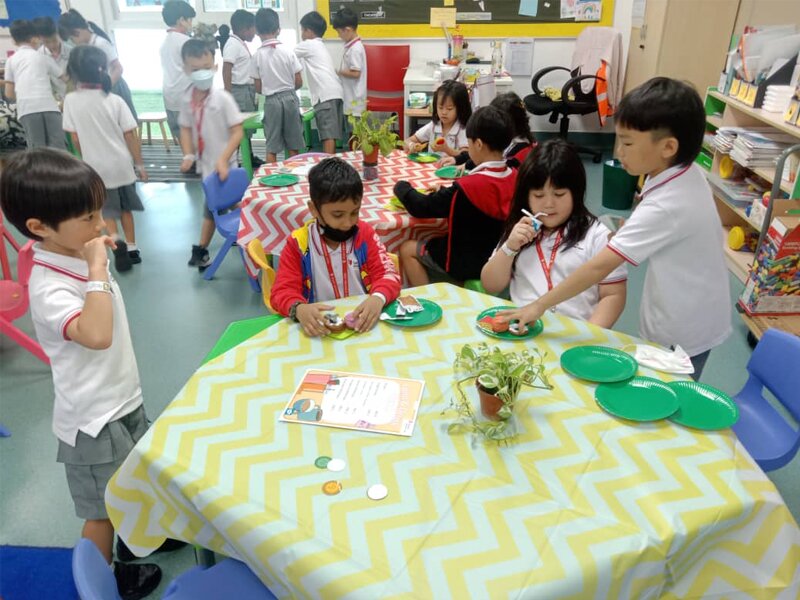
[72,539,277,600]
[201,169,258,290]
[731,328,800,472]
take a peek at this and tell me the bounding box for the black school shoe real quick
[113,240,133,272]
[251,154,265,168]
[113,561,162,600]
[128,249,141,264]
[116,536,188,562]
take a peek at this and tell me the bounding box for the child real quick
[159,0,195,143]
[500,77,731,380]
[178,39,244,269]
[216,24,231,53]
[0,149,162,599]
[404,80,471,158]
[250,8,304,163]
[394,105,516,285]
[295,11,344,155]
[33,16,70,102]
[4,19,66,149]
[331,8,366,135]
[481,139,627,328]
[58,9,138,122]
[270,157,401,337]
[63,45,148,273]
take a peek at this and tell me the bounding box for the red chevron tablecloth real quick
[237,151,449,277]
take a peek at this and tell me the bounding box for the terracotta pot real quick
[362,146,379,166]
[477,381,504,421]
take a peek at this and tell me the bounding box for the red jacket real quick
[270,219,401,316]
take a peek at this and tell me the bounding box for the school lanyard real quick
[320,234,349,299]
[535,230,563,291]
[260,40,281,49]
[191,90,207,158]
[231,34,251,56]
[344,37,361,50]
[640,165,691,200]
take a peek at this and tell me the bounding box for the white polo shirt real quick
[222,33,253,86]
[340,37,366,116]
[178,88,243,177]
[294,37,343,106]
[39,43,70,99]
[63,89,138,189]
[307,222,367,301]
[608,163,732,355]
[250,39,302,96]
[29,245,143,447]
[90,34,118,67]
[508,221,627,321]
[413,120,468,154]
[160,29,192,111]
[5,45,61,118]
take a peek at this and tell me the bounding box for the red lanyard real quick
[641,165,691,199]
[191,90,207,157]
[535,230,563,291]
[344,37,361,49]
[320,234,349,299]
[231,34,251,56]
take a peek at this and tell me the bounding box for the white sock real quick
[126,242,138,251]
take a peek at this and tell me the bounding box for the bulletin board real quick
[318,0,614,39]
[0,0,61,27]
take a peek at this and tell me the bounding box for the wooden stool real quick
[138,112,171,152]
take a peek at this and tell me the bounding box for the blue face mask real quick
[190,69,214,90]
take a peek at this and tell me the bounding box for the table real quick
[236,150,449,277]
[106,284,800,599]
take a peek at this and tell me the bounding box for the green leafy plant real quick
[449,342,552,441]
[348,111,401,157]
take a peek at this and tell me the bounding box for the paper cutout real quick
[430,7,457,28]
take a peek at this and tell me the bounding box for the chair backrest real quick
[364,45,409,93]
[201,168,250,214]
[246,238,276,312]
[72,539,123,600]
[17,240,35,287]
[748,328,800,421]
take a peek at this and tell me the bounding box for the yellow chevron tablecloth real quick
[107,284,800,599]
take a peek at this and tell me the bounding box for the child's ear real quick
[26,218,51,239]
[307,200,320,220]
[660,136,679,161]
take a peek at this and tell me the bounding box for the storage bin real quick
[602,160,638,210]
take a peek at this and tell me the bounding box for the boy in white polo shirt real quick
[33,16,70,101]
[159,0,195,143]
[501,77,731,380]
[332,8,366,138]
[295,11,344,155]
[251,8,304,163]
[178,39,244,269]
[4,19,66,149]
[0,149,163,599]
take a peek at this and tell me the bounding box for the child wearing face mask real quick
[178,39,244,270]
[270,158,401,337]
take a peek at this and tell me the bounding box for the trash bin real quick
[602,159,638,210]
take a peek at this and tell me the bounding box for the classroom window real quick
[117,0,197,13]
[204,0,284,10]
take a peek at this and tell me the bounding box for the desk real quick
[236,150,449,277]
[107,284,800,599]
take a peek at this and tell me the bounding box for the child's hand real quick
[436,156,456,168]
[180,158,193,173]
[351,295,383,332]
[429,137,448,154]
[216,159,229,182]
[496,301,545,328]
[425,182,442,193]
[506,216,537,252]
[296,303,334,337]
[135,165,149,182]
[404,141,422,154]
[82,236,115,271]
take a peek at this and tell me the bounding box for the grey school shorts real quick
[165,108,180,141]
[19,111,66,150]
[415,239,460,284]
[230,83,257,113]
[262,90,305,155]
[314,98,343,141]
[104,183,144,219]
[57,405,149,520]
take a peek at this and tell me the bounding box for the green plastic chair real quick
[202,314,283,365]
[464,280,488,295]
[301,109,315,151]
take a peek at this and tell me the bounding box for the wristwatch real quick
[288,301,303,322]
[500,242,519,257]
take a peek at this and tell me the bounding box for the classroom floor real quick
[0,156,797,597]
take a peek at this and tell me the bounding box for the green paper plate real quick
[385,189,427,212]
[327,328,356,340]
[560,345,638,383]
[434,165,465,179]
[381,298,442,327]
[408,152,439,164]
[259,173,299,187]
[475,306,543,340]
[667,381,739,430]
[595,376,680,422]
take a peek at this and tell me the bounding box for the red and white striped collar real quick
[166,28,189,36]
[344,37,362,50]
[32,243,89,282]
[260,39,281,49]
[640,163,692,199]
[469,160,513,178]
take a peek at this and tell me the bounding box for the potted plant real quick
[347,111,401,178]
[449,343,551,442]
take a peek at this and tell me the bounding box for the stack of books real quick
[712,126,775,154]
[730,129,797,168]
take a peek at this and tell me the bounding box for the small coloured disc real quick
[322,481,342,496]
[327,458,346,472]
[367,484,388,501]
[314,456,331,469]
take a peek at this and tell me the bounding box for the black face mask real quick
[318,219,358,243]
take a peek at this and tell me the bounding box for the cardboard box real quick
[740,216,800,315]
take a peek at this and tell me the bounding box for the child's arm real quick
[393,181,454,218]
[338,67,361,79]
[588,281,626,329]
[123,128,148,182]
[64,236,117,350]
[481,216,537,294]
[179,126,195,173]
[294,72,302,90]
[70,132,81,155]
[351,225,402,332]
[253,78,262,95]
[403,135,424,153]
[222,62,233,92]
[108,59,123,85]
[4,82,14,102]
[215,123,244,181]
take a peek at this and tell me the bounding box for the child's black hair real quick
[501,139,595,256]
[9,20,36,44]
[331,8,358,30]
[490,92,534,144]
[181,37,213,62]
[67,45,112,94]
[0,149,106,241]
[161,0,196,27]
[616,77,705,166]
[308,157,363,207]
[230,10,254,34]
[58,9,112,43]
[32,16,57,38]
[465,106,512,153]
[299,11,327,37]
[255,8,280,36]
[432,80,472,128]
